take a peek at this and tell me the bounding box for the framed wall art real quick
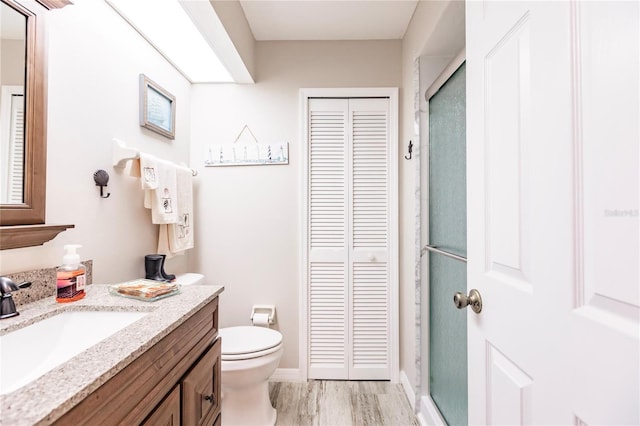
[139,74,175,139]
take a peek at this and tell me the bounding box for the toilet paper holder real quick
[250,304,276,325]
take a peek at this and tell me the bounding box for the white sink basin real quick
[0,310,147,395]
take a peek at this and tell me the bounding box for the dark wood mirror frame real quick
[0,0,73,249]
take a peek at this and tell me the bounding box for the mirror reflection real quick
[0,1,26,204]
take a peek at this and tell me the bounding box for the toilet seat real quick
[219,326,283,361]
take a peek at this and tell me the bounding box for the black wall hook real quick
[93,169,111,198]
[404,140,413,160]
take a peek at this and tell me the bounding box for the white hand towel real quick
[150,159,178,225]
[138,153,159,209]
[170,166,194,251]
[158,165,194,256]
[157,225,173,257]
[139,152,159,190]
[144,190,152,209]
[129,158,141,178]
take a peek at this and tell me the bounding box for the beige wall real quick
[210,0,256,81]
[190,40,402,369]
[0,0,191,281]
[1,39,24,86]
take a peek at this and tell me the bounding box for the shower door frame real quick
[415,49,466,425]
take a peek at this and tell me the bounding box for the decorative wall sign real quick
[204,143,289,166]
[139,74,176,139]
[204,125,288,166]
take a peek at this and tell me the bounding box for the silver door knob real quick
[453,289,482,314]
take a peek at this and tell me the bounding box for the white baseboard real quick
[403,373,446,426]
[399,370,416,411]
[270,368,303,382]
[416,411,429,426]
[419,395,447,426]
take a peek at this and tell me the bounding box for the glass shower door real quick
[427,62,467,425]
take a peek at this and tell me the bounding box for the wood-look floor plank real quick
[269,381,418,426]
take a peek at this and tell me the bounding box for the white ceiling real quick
[238,0,419,41]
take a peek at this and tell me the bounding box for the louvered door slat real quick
[351,261,389,379]
[309,103,346,250]
[351,106,388,249]
[309,262,347,379]
[8,94,24,203]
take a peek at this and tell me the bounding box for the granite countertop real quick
[0,283,224,426]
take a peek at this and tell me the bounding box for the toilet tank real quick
[175,273,205,286]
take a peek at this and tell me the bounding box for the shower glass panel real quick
[429,254,467,425]
[428,62,466,425]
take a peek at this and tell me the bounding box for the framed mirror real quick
[0,0,46,225]
[0,0,72,250]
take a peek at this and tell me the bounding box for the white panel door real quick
[307,97,392,380]
[467,1,639,424]
[569,2,639,423]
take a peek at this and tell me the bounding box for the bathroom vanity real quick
[0,283,224,425]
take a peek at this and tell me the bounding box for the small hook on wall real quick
[404,140,413,160]
[93,169,111,198]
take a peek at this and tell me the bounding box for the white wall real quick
[0,0,192,281]
[190,40,402,370]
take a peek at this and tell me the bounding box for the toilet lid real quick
[219,326,282,356]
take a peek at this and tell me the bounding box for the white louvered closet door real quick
[308,97,391,380]
[8,94,24,203]
[348,98,390,380]
[308,98,349,379]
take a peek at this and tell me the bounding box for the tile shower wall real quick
[5,260,93,306]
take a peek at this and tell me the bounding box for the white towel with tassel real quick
[158,165,194,256]
[150,159,178,225]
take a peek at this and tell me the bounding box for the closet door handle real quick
[368,253,376,262]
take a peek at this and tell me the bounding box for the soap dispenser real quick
[56,244,86,303]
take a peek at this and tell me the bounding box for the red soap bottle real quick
[56,244,86,303]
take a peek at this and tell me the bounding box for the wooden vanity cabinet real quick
[53,297,221,425]
[142,385,181,426]
[183,338,222,425]
[144,338,221,426]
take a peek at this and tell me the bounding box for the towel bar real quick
[421,245,467,263]
[112,138,197,176]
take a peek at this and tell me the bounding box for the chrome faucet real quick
[0,277,31,319]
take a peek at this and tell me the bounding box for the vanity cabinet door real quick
[182,337,221,425]
[142,385,181,426]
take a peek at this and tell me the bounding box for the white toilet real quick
[219,326,283,426]
[175,274,284,426]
